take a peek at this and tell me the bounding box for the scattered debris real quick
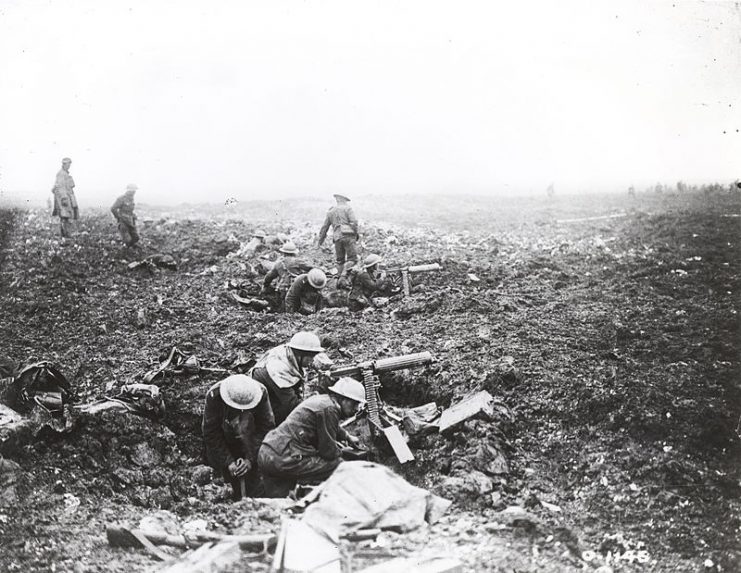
[272,518,341,573]
[300,461,451,538]
[439,390,497,434]
[358,556,463,573]
[128,253,178,271]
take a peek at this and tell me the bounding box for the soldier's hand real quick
[346,434,362,448]
[229,459,251,477]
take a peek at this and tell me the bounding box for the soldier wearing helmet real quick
[202,374,275,500]
[317,194,359,283]
[249,331,327,424]
[284,268,327,315]
[111,183,140,247]
[51,157,79,238]
[262,241,312,311]
[257,377,364,497]
[348,253,392,311]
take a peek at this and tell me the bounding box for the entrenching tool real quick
[325,352,433,463]
[106,524,276,559]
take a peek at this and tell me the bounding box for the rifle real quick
[385,263,441,296]
[326,351,433,463]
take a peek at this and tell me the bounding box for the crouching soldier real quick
[284,268,327,314]
[262,241,312,311]
[257,377,364,497]
[202,375,275,500]
[250,331,326,425]
[348,253,392,311]
[111,184,139,247]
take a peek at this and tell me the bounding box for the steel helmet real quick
[328,377,366,404]
[307,268,327,289]
[252,229,267,239]
[363,254,383,269]
[287,331,324,353]
[333,194,350,202]
[126,183,138,192]
[279,241,298,255]
[218,375,263,410]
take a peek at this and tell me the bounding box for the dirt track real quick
[0,191,739,572]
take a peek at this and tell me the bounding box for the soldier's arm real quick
[248,389,276,462]
[52,172,65,193]
[110,196,123,219]
[317,212,331,245]
[315,408,342,460]
[284,277,302,312]
[202,390,235,475]
[263,264,279,288]
[347,207,359,236]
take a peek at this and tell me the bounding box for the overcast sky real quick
[0,0,739,206]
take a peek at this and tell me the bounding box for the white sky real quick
[0,0,739,206]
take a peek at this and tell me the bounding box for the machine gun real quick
[325,351,433,463]
[385,263,441,296]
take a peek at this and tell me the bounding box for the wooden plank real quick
[157,541,242,573]
[382,426,414,463]
[274,519,341,573]
[358,556,463,573]
[438,391,495,434]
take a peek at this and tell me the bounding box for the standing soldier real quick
[284,268,327,315]
[202,374,275,500]
[317,194,358,283]
[111,184,139,247]
[51,157,79,238]
[262,241,312,311]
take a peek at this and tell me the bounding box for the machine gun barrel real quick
[328,351,433,379]
[386,263,441,274]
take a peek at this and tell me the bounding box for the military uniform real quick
[51,168,78,237]
[348,268,391,311]
[257,394,349,497]
[202,380,275,499]
[111,192,139,246]
[249,344,307,425]
[318,203,358,277]
[263,257,312,311]
[284,274,324,315]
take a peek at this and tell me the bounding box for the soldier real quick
[284,268,327,315]
[257,377,364,497]
[111,184,139,247]
[51,157,79,238]
[262,241,312,311]
[348,253,392,311]
[202,375,275,500]
[317,194,359,282]
[249,331,326,425]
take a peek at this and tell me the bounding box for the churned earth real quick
[0,191,739,572]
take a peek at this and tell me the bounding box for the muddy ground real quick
[0,191,739,572]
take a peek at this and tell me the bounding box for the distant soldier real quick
[348,254,392,311]
[51,157,79,238]
[284,268,327,315]
[257,377,364,497]
[317,194,359,282]
[111,184,139,247]
[202,375,275,500]
[262,241,312,311]
[249,331,326,425]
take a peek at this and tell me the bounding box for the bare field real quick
[0,191,739,572]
